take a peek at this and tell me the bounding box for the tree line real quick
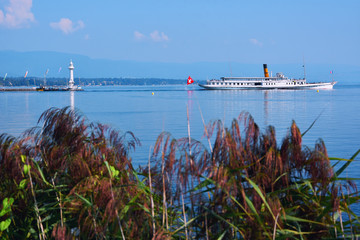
[0,77,185,87]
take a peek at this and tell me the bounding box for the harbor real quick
[0,60,83,92]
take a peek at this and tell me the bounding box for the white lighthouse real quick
[68,60,74,89]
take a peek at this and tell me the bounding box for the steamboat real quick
[198,64,336,90]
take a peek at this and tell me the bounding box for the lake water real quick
[1,84,360,178]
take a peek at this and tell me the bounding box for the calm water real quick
[1,85,360,177]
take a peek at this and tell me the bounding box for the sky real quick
[0,0,359,65]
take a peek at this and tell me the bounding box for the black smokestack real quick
[263,64,269,78]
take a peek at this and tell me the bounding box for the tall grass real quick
[0,107,359,239]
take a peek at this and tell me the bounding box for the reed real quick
[0,107,359,239]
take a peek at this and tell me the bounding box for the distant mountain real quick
[0,50,359,84]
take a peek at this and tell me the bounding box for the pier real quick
[0,88,37,91]
[0,87,83,92]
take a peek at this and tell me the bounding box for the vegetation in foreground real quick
[0,107,359,239]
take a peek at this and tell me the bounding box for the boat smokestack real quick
[263,64,270,78]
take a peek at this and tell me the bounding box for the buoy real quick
[152,92,154,95]
[317,90,319,93]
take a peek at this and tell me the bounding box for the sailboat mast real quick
[44,69,49,86]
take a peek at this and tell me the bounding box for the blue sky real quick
[0,0,359,65]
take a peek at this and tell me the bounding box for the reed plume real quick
[0,107,359,239]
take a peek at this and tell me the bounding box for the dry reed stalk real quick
[91,215,98,237]
[187,105,192,156]
[197,102,212,153]
[25,156,46,240]
[222,111,226,139]
[338,209,345,239]
[106,161,126,240]
[272,208,281,240]
[186,105,194,237]
[161,147,168,229]
[205,212,209,240]
[51,176,64,228]
[346,184,354,236]
[180,184,188,240]
[333,213,337,239]
[148,146,156,237]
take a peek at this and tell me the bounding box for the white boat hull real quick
[199,81,336,90]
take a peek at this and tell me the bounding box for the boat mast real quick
[228,62,233,77]
[44,69,49,86]
[303,56,306,80]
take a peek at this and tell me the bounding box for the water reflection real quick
[25,92,29,112]
[70,91,75,110]
[187,90,194,118]
[264,91,269,126]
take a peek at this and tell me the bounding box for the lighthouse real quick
[68,60,74,89]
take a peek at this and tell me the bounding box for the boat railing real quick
[217,77,289,81]
[214,77,307,81]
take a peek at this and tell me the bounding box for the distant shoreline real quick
[0,77,194,87]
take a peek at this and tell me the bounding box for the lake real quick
[1,84,359,177]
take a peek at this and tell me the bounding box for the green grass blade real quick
[244,195,272,240]
[282,214,327,226]
[245,176,276,221]
[301,110,323,137]
[75,193,93,207]
[202,206,245,238]
[334,149,360,178]
[31,158,52,187]
[217,230,227,240]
